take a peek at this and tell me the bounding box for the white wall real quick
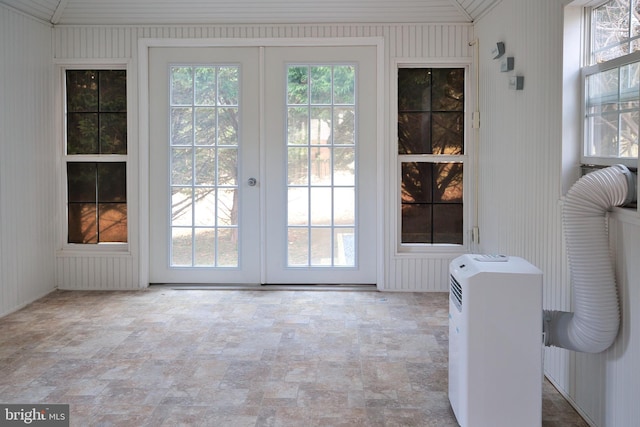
[0,5,56,316]
[475,0,640,425]
[52,23,474,291]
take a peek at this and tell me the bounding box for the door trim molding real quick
[138,37,385,288]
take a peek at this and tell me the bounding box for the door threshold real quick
[150,284,377,291]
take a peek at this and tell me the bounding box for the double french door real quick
[148,45,377,284]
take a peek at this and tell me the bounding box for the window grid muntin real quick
[397,67,465,247]
[286,64,358,268]
[583,50,640,166]
[64,68,128,245]
[169,64,240,268]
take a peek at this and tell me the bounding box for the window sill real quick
[395,244,467,258]
[57,244,131,258]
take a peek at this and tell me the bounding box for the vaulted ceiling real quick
[0,0,499,25]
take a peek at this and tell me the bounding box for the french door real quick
[148,45,378,284]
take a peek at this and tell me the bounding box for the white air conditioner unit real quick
[448,254,543,427]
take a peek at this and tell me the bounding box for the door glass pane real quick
[169,65,239,267]
[286,64,357,267]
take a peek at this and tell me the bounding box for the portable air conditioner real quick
[448,254,543,427]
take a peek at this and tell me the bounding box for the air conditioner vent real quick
[450,274,462,312]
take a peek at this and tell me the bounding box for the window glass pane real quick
[288,66,309,104]
[195,67,216,106]
[171,188,192,227]
[218,108,239,146]
[99,70,126,112]
[98,203,127,242]
[194,188,216,226]
[334,187,355,225]
[431,68,464,112]
[217,188,238,226]
[310,187,332,226]
[434,163,463,202]
[97,163,126,202]
[333,66,355,105]
[194,228,215,266]
[171,107,193,146]
[171,67,194,105]
[195,147,216,185]
[218,67,239,106]
[217,148,238,186]
[401,162,432,203]
[171,148,193,185]
[311,66,332,104]
[432,112,464,155]
[195,107,216,146]
[620,110,640,157]
[67,163,96,202]
[310,228,332,265]
[588,113,620,156]
[334,107,355,145]
[172,228,192,266]
[401,204,431,244]
[66,70,98,112]
[288,187,309,226]
[398,112,431,154]
[217,228,238,267]
[100,113,127,154]
[310,147,331,185]
[334,228,355,266]
[398,68,431,111]
[587,68,619,107]
[288,228,309,266]
[288,107,309,145]
[592,0,632,63]
[311,107,332,145]
[333,147,355,186]
[68,203,97,243]
[433,204,463,244]
[288,147,309,185]
[67,113,99,154]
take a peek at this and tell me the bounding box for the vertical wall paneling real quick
[0,4,56,317]
[476,0,640,425]
[53,22,474,292]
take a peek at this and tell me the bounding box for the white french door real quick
[148,44,378,284]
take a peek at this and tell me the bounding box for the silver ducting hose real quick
[544,164,636,353]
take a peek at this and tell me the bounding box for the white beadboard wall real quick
[476,0,640,426]
[0,5,56,316]
[52,22,474,291]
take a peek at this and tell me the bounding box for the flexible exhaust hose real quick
[544,164,636,353]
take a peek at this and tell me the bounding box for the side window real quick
[65,69,127,244]
[583,0,640,168]
[397,67,465,246]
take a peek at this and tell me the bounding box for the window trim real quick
[392,61,472,255]
[57,62,131,254]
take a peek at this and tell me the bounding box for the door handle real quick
[247,177,257,186]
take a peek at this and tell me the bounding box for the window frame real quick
[57,62,131,254]
[393,61,472,255]
[581,0,640,168]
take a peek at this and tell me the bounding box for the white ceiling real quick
[0,0,499,25]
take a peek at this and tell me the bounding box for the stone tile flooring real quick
[0,288,588,426]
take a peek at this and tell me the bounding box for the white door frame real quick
[138,37,385,288]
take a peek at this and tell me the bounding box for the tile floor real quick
[0,288,588,427]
